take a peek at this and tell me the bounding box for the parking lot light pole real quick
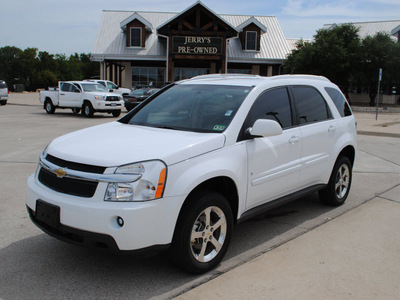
[376,68,382,121]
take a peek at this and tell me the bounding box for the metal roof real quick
[91,10,292,63]
[323,20,400,40]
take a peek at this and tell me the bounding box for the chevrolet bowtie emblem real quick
[54,168,67,178]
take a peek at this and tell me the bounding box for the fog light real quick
[117,216,124,227]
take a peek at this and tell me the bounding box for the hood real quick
[46,122,225,167]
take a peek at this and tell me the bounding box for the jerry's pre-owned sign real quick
[173,36,223,55]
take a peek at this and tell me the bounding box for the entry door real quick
[244,87,302,210]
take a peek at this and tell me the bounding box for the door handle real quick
[60,93,65,95]
[328,125,336,132]
[289,136,300,144]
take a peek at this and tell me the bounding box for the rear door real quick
[290,85,338,187]
[244,87,302,209]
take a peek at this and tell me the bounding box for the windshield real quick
[122,84,252,133]
[81,83,107,92]
[106,81,117,89]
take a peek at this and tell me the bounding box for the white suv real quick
[27,74,356,273]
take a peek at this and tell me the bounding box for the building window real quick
[174,68,210,81]
[246,31,257,50]
[131,67,165,88]
[228,69,252,74]
[130,27,142,47]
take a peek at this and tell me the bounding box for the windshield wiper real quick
[153,125,179,130]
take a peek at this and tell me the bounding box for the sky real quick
[0,0,399,55]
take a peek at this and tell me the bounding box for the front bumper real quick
[95,100,124,111]
[26,174,184,251]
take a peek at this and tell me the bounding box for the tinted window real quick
[247,87,293,129]
[325,87,352,117]
[0,83,7,89]
[292,86,330,124]
[61,83,71,92]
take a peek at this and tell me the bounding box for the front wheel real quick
[112,110,121,117]
[72,107,81,114]
[170,190,233,274]
[319,156,352,206]
[82,102,94,118]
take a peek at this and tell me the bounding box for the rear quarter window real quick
[325,87,352,117]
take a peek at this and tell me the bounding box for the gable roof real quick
[120,12,153,32]
[237,16,268,33]
[157,1,237,36]
[91,10,292,62]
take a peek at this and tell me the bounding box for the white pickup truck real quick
[40,81,125,117]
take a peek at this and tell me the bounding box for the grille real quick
[46,154,106,173]
[39,168,98,197]
[38,155,106,198]
[106,96,120,102]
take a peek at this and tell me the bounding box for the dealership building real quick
[91,1,294,89]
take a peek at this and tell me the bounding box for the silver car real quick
[0,80,8,105]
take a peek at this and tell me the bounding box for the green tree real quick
[0,46,22,89]
[284,24,362,98]
[0,46,100,91]
[360,33,400,106]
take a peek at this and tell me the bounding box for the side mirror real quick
[246,119,283,138]
[109,89,114,92]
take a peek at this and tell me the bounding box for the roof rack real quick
[271,74,330,82]
[190,74,262,80]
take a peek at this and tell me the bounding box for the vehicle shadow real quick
[0,194,344,299]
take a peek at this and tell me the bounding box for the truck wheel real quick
[44,100,55,114]
[72,107,81,114]
[112,110,121,117]
[82,103,94,118]
[169,190,233,274]
[319,156,352,206]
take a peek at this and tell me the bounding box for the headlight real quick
[104,160,167,202]
[94,95,105,100]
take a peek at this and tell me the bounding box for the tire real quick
[82,102,94,118]
[169,190,233,274]
[112,110,121,117]
[0,100,6,106]
[44,100,55,114]
[319,156,352,206]
[72,107,81,114]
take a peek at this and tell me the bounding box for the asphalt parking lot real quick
[1,93,400,299]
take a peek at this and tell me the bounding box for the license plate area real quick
[35,200,60,228]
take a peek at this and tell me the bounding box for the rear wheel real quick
[82,102,94,118]
[319,156,352,206]
[44,100,55,114]
[170,190,233,274]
